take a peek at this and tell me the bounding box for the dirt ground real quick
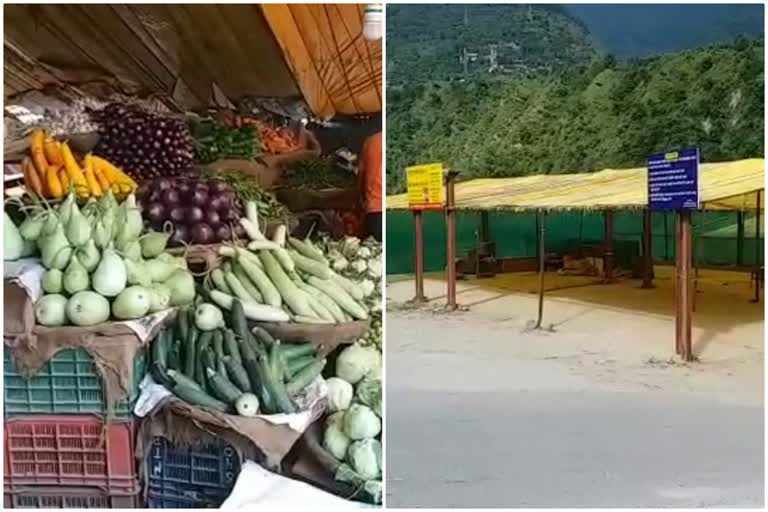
[385,269,764,507]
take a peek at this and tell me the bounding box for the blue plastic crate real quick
[4,347,146,420]
[146,436,241,508]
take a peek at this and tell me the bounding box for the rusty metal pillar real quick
[642,209,654,288]
[535,210,547,329]
[413,210,425,303]
[445,171,458,310]
[604,209,615,282]
[753,190,762,303]
[736,211,744,267]
[675,213,682,355]
[679,210,693,361]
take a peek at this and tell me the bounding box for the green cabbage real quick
[343,404,381,440]
[336,343,381,384]
[346,439,381,480]
[355,378,382,417]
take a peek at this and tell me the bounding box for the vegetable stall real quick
[3,3,382,509]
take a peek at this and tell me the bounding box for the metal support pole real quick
[736,211,744,267]
[413,210,425,303]
[642,209,654,288]
[604,209,614,282]
[536,210,546,329]
[679,210,693,361]
[675,213,682,355]
[445,172,458,310]
[753,190,762,303]
[480,211,490,242]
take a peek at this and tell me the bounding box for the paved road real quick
[385,314,764,508]
[386,388,763,508]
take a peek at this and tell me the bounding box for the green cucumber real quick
[251,326,276,348]
[286,358,327,395]
[224,355,252,393]
[150,361,174,389]
[167,339,181,370]
[177,306,190,342]
[279,343,317,361]
[196,331,214,386]
[285,354,317,379]
[185,328,198,378]
[168,369,204,391]
[171,379,229,413]
[223,329,242,364]
[152,329,168,366]
[213,329,225,360]
[206,368,243,403]
[264,345,296,413]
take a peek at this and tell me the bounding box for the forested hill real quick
[386,4,598,84]
[386,39,764,194]
[565,4,764,58]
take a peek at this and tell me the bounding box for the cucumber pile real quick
[150,299,326,416]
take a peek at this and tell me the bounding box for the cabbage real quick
[346,439,381,479]
[325,377,353,412]
[343,404,381,440]
[336,343,381,384]
[351,259,367,273]
[323,422,351,460]
[355,378,382,417]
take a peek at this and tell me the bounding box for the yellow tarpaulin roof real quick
[261,4,382,118]
[387,159,765,212]
[4,4,381,119]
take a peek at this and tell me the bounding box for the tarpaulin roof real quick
[4,4,381,119]
[387,159,765,212]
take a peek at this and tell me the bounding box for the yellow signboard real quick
[406,163,444,210]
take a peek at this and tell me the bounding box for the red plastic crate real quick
[4,416,137,490]
[4,484,140,508]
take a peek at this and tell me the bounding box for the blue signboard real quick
[647,148,700,210]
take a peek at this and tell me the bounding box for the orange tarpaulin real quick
[261,4,382,119]
[4,4,381,118]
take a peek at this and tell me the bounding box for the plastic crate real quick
[146,436,241,508]
[4,484,140,508]
[4,347,146,419]
[4,415,138,490]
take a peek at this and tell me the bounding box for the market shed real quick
[4,4,381,118]
[387,159,765,211]
[387,158,764,360]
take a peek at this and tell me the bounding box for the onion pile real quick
[138,174,246,246]
[93,103,195,181]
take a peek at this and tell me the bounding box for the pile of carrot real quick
[221,114,301,155]
[22,129,138,200]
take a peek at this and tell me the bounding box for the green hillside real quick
[386,4,598,84]
[386,39,764,194]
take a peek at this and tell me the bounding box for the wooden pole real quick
[642,209,654,288]
[604,209,614,282]
[679,210,693,361]
[753,190,762,303]
[445,172,458,310]
[536,210,546,329]
[413,210,425,303]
